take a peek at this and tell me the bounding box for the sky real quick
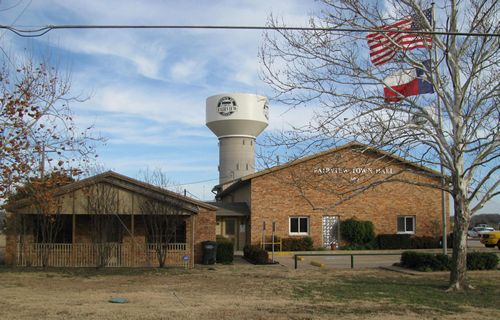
[1,0,319,201]
[1,0,498,213]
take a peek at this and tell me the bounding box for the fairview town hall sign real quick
[314,167,395,175]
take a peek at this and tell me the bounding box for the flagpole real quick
[431,2,448,255]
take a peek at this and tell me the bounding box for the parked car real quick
[467,226,494,238]
[479,231,500,249]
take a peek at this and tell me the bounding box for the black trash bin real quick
[202,241,217,265]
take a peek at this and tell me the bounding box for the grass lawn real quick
[0,262,498,319]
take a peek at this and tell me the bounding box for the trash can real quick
[202,241,217,265]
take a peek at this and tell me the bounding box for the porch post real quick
[72,191,76,267]
[191,214,195,268]
[131,213,135,267]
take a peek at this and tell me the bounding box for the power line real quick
[0,24,498,38]
[171,177,218,187]
[0,0,33,66]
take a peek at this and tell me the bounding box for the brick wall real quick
[248,147,448,247]
[192,207,216,263]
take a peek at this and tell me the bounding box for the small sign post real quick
[182,255,189,269]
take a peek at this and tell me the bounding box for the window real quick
[289,217,309,235]
[397,216,415,234]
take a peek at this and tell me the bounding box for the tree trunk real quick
[448,186,471,291]
[157,246,166,268]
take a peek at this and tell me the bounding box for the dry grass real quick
[0,259,498,320]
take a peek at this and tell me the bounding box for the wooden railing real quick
[16,242,189,268]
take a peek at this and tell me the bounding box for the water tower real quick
[206,93,269,184]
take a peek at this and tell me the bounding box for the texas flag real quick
[383,60,434,102]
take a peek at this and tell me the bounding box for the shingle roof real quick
[6,171,218,213]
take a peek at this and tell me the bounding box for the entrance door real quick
[322,216,340,247]
[223,218,237,245]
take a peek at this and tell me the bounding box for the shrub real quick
[410,236,441,249]
[400,251,450,271]
[282,236,314,251]
[401,251,498,271]
[467,252,499,270]
[340,219,375,246]
[243,245,269,264]
[216,239,234,264]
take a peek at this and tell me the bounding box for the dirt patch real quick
[0,264,497,320]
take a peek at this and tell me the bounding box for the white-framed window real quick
[289,216,309,235]
[397,216,416,234]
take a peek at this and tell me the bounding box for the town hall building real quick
[209,141,448,250]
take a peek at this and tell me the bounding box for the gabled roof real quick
[205,201,250,217]
[7,171,217,213]
[216,141,443,197]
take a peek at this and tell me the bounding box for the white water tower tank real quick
[206,93,269,184]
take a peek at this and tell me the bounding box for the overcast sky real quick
[1,0,497,213]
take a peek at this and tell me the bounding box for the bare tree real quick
[260,0,498,291]
[139,170,186,268]
[85,182,121,268]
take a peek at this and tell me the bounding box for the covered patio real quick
[5,171,217,268]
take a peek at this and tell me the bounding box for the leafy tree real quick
[0,56,100,199]
[260,0,498,290]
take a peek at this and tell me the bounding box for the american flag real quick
[367,8,433,66]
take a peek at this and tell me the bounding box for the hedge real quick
[376,234,441,250]
[243,245,269,264]
[401,251,499,271]
[467,252,499,270]
[377,234,412,249]
[216,239,234,264]
[282,236,314,251]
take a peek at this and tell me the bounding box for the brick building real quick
[210,142,448,249]
[5,171,216,267]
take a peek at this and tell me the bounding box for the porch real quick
[4,171,218,267]
[16,242,189,267]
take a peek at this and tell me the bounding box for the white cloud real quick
[169,59,206,82]
[79,85,206,126]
